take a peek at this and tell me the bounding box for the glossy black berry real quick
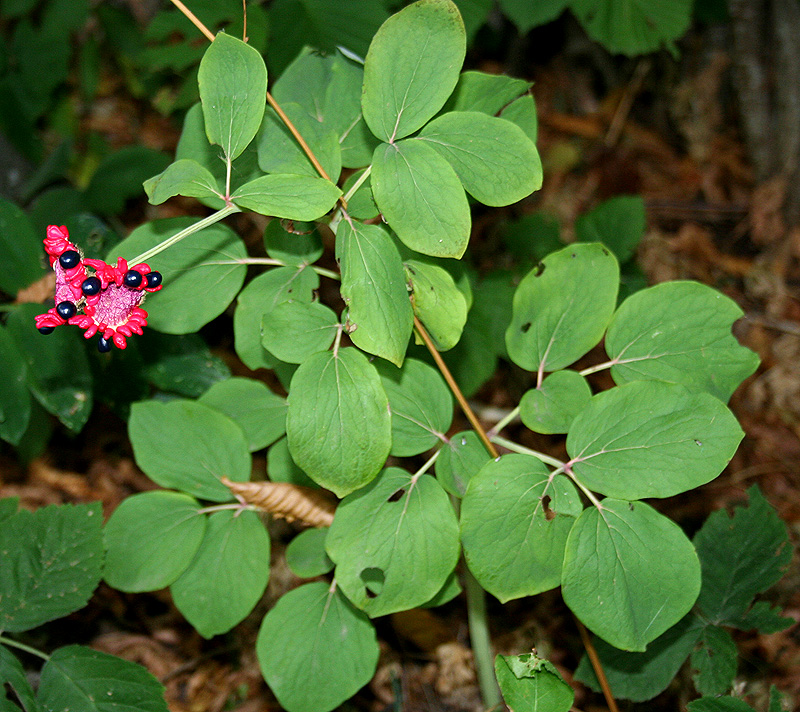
[123,270,143,288]
[97,337,112,353]
[58,250,80,270]
[81,276,101,296]
[38,326,55,335]
[145,271,162,288]
[56,301,76,320]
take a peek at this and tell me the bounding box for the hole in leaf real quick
[542,495,555,521]
[571,253,577,258]
[361,567,385,598]
[534,262,545,276]
[628,502,635,511]
[521,322,532,333]
[601,247,609,256]
[387,488,405,503]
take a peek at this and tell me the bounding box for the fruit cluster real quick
[34,225,162,352]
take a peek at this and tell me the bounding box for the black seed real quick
[58,250,80,270]
[82,276,101,296]
[97,337,112,353]
[123,270,143,288]
[38,326,55,335]
[56,301,77,320]
[145,271,162,288]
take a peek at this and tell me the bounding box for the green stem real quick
[579,359,617,377]
[342,165,372,204]
[464,565,501,709]
[203,258,340,281]
[0,636,50,661]
[490,435,565,469]
[128,204,241,266]
[486,405,520,438]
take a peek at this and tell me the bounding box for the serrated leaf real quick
[605,281,759,402]
[0,325,31,445]
[436,430,490,497]
[362,0,465,142]
[199,377,286,451]
[198,32,267,161]
[336,221,413,366]
[693,485,792,627]
[562,499,701,651]
[575,195,645,262]
[103,491,205,592]
[731,600,793,634]
[257,581,379,712]
[0,644,40,712]
[286,348,391,497]
[143,158,222,205]
[171,510,269,638]
[377,358,453,457]
[326,468,460,616]
[286,527,333,578]
[261,300,338,364]
[692,626,737,696]
[38,646,168,712]
[495,652,574,712]
[405,259,468,350]
[419,111,542,206]
[566,381,743,499]
[506,243,619,372]
[372,139,471,258]
[0,197,46,295]
[232,173,341,220]
[443,70,530,114]
[128,399,251,501]
[460,454,582,601]
[520,369,591,434]
[112,217,247,334]
[0,502,102,632]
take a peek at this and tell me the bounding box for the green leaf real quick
[171,510,269,638]
[436,431,491,497]
[0,502,102,633]
[769,686,786,712]
[567,381,743,499]
[419,111,542,206]
[326,468,460,616]
[561,499,701,651]
[113,217,247,334]
[286,348,391,497]
[732,600,793,634]
[499,0,569,30]
[569,0,692,56]
[7,304,93,432]
[262,300,338,364]
[452,0,491,39]
[264,219,323,266]
[687,697,756,712]
[574,614,703,702]
[693,485,792,627]
[691,626,737,696]
[377,358,453,457]
[500,93,539,143]
[443,70,530,114]
[103,491,205,592]
[0,497,18,522]
[1,644,41,712]
[128,400,251,501]
[495,652,574,712]
[605,281,760,402]
[268,436,317,488]
[199,377,286,451]
[520,369,591,434]
[232,174,341,220]
[422,570,462,607]
[460,454,582,601]
[506,243,619,372]
[371,139,471,258]
[257,581,379,712]
[143,158,222,205]
[234,266,319,370]
[405,259,468,350]
[286,527,334,578]
[198,32,267,161]
[0,325,31,445]
[38,646,168,712]
[341,169,379,219]
[0,197,46,295]
[362,0,465,142]
[336,220,413,366]
[575,195,645,263]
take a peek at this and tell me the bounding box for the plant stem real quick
[578,359,617,377]
[196,502,256,515]
[576,618,620,712]
[412,448,441,479]
[202,258,341,280]
[463,565,502,709]
[486,405,520,438]
[128,204,241,266]
[169,0,215,41]
[0,636,50,661]
[342,165,372,204]
[489,435,565,469]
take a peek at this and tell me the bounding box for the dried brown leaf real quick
[221,477,335,528]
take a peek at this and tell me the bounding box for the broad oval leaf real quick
[143,158,222,205]
[506,243,619,372]
[562,499,701,651]
[0,197,46,295]
[362,0,466,142]
[495,652,574,712]
[405,259,468,350]
[113,218,247,334]
[171,510,270,638]
[436,430,491,497]
[566,381,743,500]
[326,468,460,616]
[231,174,341,220]
[519,369,592,435]
[261,300,338,364]
[257,582,379,712]
[575,194,645,263]
[336,220,413,366]
[460,454,582,601]
[103,491,205,592]
[286,348,391,497]
[198,32,267,161]
[605,281,759,402]
[419,111,542,206]
[443,70,530,114]
[264,219,324,266]
[286,527,334,578]
[129,399,251,501]
[498,0,569,31]
[372,139,470,259]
